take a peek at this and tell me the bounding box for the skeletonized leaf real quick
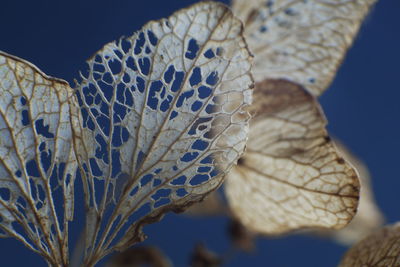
[339,223,400,267]
[232,0,376,96]
[73,1,252,263]
[225,79,359,235]
[315,140,384,245]
[0,52,77,266]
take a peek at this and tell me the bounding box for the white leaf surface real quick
[0,51,77,266]
[232,0,376,96]
[225,80,359,234]
[73,1,252,262]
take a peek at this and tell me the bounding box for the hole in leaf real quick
[26,159,40,177]
[130,186,139,197]
[130,203,151,223]
[206,71,219,86]
[0,188,10,201]
[200,155,213,164]
[98,80,113,102]
[37,184,45,202]
[147,81,163,110]
[138,57,150,76]
[185,39,199,60]
[176,90,194,108]
[176,188,188,197]
[170,175,186,185]
[90,158,103,177]
[191,101,203,112]
[20,96,27,106]
[39,146,52,172]
[204,48,215,59]
[160,95,173,112]
[180,152,199,162]
[198,86,212,99]
[188,117,212,135]
[122,73,131,83]
[29,178,37,200]
[153,179,162,187]
[154,198,170,208]
[111,149,122,178]
[192,139,209,151]
[136,76,145,93]
[108,59,122,75]
[95,134,109,164]
[189,67,202,86]
[197,166,211,173]
[190,174,209,185]
[126,56,137,71]
[134,32,146,55]
[21,110,30,126]
[169,111,178,120]
[102,72,113,84]
[164,65,175,83]
[93,63,105,73]
[140,174,153,187]
[121,38,132,53]
[151,189,171,201]
[147,30,158,46]
[171,71,184,92]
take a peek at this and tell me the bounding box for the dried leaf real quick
[0,51,77,265]
[72,1,253,264]
[315,140,384,245]
[339,223,400,267]
[232,0,376,96]
[106,246,171,267]
[225,80,359,235]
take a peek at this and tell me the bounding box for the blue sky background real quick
[0,0,399,266]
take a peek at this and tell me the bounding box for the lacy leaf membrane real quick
[0,51,77,266]
[73,1,253,262]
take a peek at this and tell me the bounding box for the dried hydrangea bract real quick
[73,1,252,264]
[232,0,377,96]
[339,223,400,267]
[317,140,384,245]
[0,52,77,266]
[225,80,359,234]
[222,0,377,237]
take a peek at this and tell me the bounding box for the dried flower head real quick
[0,2,253,266]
